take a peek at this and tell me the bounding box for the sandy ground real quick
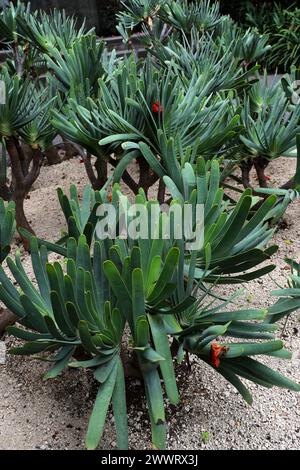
[0,156,299,450]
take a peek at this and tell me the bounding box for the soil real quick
[0,156,299,450]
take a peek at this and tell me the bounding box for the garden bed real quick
[0,156,299,450]
[1,0,300,452]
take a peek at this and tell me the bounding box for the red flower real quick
[265,175,271,181]
[107,194,113,202]
[152,99,164,114]
[210,342,228,368]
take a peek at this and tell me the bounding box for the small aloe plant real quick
[20,184,108,256]
[267,259,300,324]
[56,184,104,246]
[240,75,300,189]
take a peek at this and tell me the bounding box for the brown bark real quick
[0,307,17,337]
[17,141,32,176]
[281,177,295,190]
[0,184,12,201]
[14,42,26,78]
[71,144,109,190]
[110,155,159,195]
[157,179,166,204]
[62,141,79,160]
[15,191,35,250]
[85,152,99,189]
[94,154,108,189]
[120,345,142,379]
[253,157,269,188]
[240,159,253,189]
[121,169,140,195]
[138,158,152,195]
[170,338,180,358]
[138,157,160,195]
[240,157,271,201]
[45,147,61,165]
[6,138,42,249]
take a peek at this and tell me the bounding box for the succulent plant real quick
[239,75,300,189]
[267,258,300,324]
[147,29,259,95]
[0,66,57,239]
[0,183,299,450]
[16,6,90,54]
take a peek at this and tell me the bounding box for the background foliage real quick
[21,0,294,36]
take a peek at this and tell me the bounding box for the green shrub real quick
[219,1,292,24]
[267,258,300,324]
[0,66,57,239]
[0,0,298,237]
[16,5,90,53]
[0,181,299,450]
[243,2,300,72]
[239,74,300,188]
[0,2,90,240]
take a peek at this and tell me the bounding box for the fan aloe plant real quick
[117,0,223,39]
[239,74,300,189]
[45,35,110,95]
[51,54,240,197]
[16,6,90,54]
[163,157,291,284]
[117,0,164,36]
[0,183,299,450]
[29,156,292,286]
[0,1,299,450]
[266,258,300,324]
[0,1,93,80]
[118,0,271,70]
[0,0,31,44]
[269,6,300,72]
[19,184,106,257]
[0,66,57,241]
[24,155,288,287]
[160,0,223,34]
[233,29,271,69]
[0,0,37,77]
[215,20,272,69]
[56,184,104,248]
[147,29,260,95]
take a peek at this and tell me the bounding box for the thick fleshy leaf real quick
[86,361,118,450]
